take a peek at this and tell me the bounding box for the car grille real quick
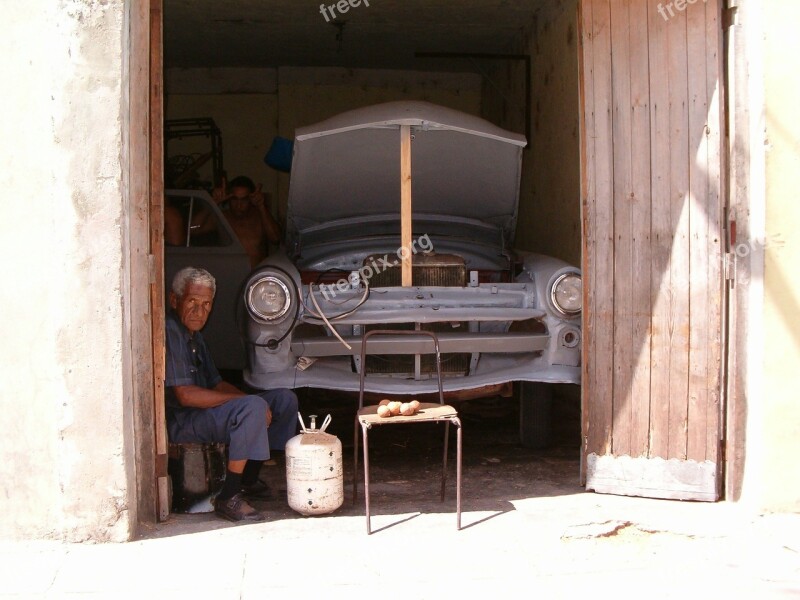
[365,253,467,287]
[360,254,470,376]
[365,352,471,375]
[362,322,472,377]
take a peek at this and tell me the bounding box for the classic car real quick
[238,101,582,444]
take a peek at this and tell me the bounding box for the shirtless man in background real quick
[164,200,186,246]
[213,175,282,267]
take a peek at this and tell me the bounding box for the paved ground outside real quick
[2,388,798,598]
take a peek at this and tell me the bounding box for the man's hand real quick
[266,406,273,427]
[215,380,246,396]
[211,176,228,205]
[251,183,266,209]
[173,383,242,409]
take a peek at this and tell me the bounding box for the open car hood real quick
[286,101,527,249]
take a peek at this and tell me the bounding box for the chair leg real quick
[361,422,372,535]
[353,415,360,505]
[440,421,450,502]
[455,417,462,530]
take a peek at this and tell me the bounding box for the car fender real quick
[242,251,303,377]
[515,251,582,367]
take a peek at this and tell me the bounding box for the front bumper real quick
[291,330,548,357]
[247,354,580,394]
[244,283,581,394]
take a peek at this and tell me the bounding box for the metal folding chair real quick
[352,329,462,534]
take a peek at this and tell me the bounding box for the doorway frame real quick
[131,0,748,529]
[128,0,168,528]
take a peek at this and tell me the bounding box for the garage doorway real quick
[146,0,584,525]
[140,0,729,527]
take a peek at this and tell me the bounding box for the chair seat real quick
[357,402,458,425]
[353,329,462,533]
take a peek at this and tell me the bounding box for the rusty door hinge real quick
[723,5,738,29]
[724,253,737,282]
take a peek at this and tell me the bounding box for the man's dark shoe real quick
[240,479,274,500]
[214,493,266,522]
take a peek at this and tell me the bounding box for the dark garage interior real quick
[159,0,584,524]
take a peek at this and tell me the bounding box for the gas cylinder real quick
[285,413,343,516]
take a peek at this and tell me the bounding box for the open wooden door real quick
[129,0,168,525]
[149,0,168,520]
[579,0,726,500]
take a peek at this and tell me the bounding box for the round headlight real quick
[551,273,582,316]
[247,275,291,322]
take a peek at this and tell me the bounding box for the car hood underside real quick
[286,101,527,248]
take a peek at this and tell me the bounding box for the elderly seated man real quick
[165,266,298,522]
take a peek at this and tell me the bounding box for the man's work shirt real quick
[164,311,222,411]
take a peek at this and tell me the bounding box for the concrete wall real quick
[478,1,580,266]
[480,58,527,139]
[166,94,278,192]
[165,66,482,228]
[0,1,134,540]
[475,1,584,442]
[748,0,800,512]
[518,1,581,266]
[166,68,281,219]
[479,52,531,261]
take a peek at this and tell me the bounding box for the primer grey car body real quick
[242,101,581,395]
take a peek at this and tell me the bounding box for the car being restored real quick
[238,101,581,443]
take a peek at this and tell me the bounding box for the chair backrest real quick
[358,329,445,409]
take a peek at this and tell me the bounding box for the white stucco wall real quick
[749,0,800,513]
[727,0,800,514]
[0,0,133,540]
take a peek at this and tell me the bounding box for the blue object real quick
[264,136,294,172]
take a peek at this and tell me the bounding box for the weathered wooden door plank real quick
[579,0,596,480]
[647,0,673,460]
[704,0,724,468]
[666,4,691,461]
[586,0,615,458]
[149,0,169,521]
[610,0,634,457]
[687,0,711,463]
[130,0,157,526]
[587,454,718,501]
[629,0,653,459]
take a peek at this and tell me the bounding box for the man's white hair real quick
[171,266,216,297]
